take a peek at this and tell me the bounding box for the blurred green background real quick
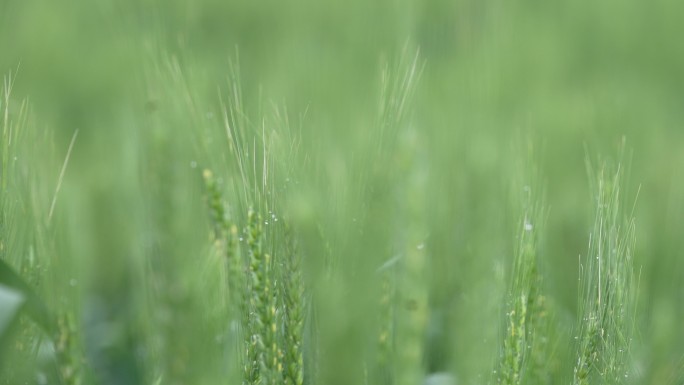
[2,0,684,383]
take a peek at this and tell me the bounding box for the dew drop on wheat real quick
[417,243,425,250]
[524,220,533,231]
[190,160,197,169]
[69,278,78,287]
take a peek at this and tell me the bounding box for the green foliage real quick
[573,146,637,385]
[280,226,305,385]
[2,1,684,384]
[498,150,550,385]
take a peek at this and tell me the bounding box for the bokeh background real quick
[2,0,684,383]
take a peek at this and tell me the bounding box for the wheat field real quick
[2,1,684,384]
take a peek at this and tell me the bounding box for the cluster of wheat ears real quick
[1,51,643,385]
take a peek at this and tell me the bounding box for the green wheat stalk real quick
[375,271,395,385]
[574,145,637,385]
[202,168,244,315]
[498,147,551,385]
[280,226,305,385]
[245,208,280,385]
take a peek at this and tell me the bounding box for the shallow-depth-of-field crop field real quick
[2,1,684,384]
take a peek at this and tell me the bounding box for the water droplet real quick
[264,221,269,225]
[523,185,530,192]
[69,279,77,287]
[190,161,197,169]
[416,243,425,250]
[239,237,244,242]
[524,221,533,231]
